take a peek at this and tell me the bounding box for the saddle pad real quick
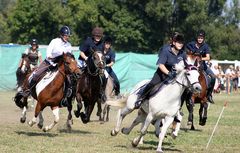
[36,71,58,96]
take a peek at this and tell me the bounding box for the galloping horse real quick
[181,69,209,130]
[16,54,32,91]
[74,51,105,124]
[14,53,81,132]
[110,60,201,153]
[181,55,209,130]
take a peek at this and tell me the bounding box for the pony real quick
[73,51,106,124]
[181,55,210,130]
[181,69,209,130]
[110,59,201,153]
[14,53,81,132]
[16,53,32,92]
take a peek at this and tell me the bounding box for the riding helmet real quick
[104,36,113,44]
[172,32,184,43]
[196,29,205,38]
[60,26,71,36]
[30,39,38,45]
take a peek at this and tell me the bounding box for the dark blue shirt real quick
[79,37,103,60]
[186,41,210,69]
[104,48,115,65]
[156,44,186,71]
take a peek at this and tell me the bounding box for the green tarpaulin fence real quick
[0,45,158,92]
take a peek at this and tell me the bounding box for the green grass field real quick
[0,91,239,153]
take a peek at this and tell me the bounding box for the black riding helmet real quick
[104,36,113,44]
[196,29,205,38]
[60,26,71,36]
[171,32,184,43]
[30,39,38,48]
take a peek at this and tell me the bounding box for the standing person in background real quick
[225,65,234,94]
[186,29,215,103]
[232,66,239,93]
[103,36,120,97]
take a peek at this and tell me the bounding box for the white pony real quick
[109,59,201,153]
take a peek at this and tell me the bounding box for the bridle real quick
[87,51,106,76]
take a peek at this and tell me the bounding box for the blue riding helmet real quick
[60,26,71,36]
[196,29,205,38]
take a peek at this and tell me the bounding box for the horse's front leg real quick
[28,102,41,127]
[20,97,28,123]
[96,101,103,121]
[80,102,95,124]
[43,106,60,132]
[74,93,83,118]
[156,116,174,153]
[111,107,134,136]
[172,111,183,139]
[66,102,73,131]
[37,111,44,129]
[132,113,153,148]
[199,102,208,126]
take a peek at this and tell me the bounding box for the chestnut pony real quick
[14,53,81,132]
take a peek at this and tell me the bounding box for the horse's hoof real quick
[187,121,192,126]
[96,112,101,116]
[74,110,80,118]
[106,118,109,122]
[131,138,139,147]
[156,150,164,153]
[110,129,118,136]
[37,124,43,129]
[20,117,26,123]
[121,127,130,135]
[43,127,48,132]
[171,133,177,139]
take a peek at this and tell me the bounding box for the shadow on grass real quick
[180,127,202,132]
[58,129,93,135]
[15,131,58,137]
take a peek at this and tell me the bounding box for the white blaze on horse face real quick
[187,70,202,93]
[21,61,27,72]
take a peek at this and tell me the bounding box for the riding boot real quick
[60,76,72,107]
[134,83,154,109]
[207,77,216,104]
[114,81,120,97]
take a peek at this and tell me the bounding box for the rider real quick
[103,36,120,97]
[16,39,42,87]
[186,29,215,103]
[21,26,72,101]
[134,32,186,109]
[78,26,106,101]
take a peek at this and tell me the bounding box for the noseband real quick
[87,52,105,76]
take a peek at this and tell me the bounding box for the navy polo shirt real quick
[186,41,210,68]
[79,37,103,60]
[156,44,186,71]
[104,48,115,65]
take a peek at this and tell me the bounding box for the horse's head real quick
[20,53,31,74]
[87,51,106,76]
[176,59,202,94]
[63,53,81,76]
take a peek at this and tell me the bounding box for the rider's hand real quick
[168,71,177,79]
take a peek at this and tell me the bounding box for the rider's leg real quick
[22,60,50,97]
[135,69,163,109]
[205,67,216,103]
[109,71,120,96]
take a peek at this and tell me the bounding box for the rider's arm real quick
[159,64,169,75]
[80,51,88,61]
[201,53,210,61]
[106,61,114,67]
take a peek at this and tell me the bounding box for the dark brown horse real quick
[16,54,32,91]
[14,53,81,132]
[74,51,105,124]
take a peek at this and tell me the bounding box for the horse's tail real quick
[106,97,128,108]
[13,92,25,109]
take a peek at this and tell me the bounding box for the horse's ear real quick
[194,59,198,67]
[183,59,188,68]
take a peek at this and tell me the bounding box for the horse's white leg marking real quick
[21,106,27,121]
[172,111,183,138]
[28,116,37,127]
[43,107,59,132]
[156,116,174,153]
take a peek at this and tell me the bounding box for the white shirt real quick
[46,38,72,59]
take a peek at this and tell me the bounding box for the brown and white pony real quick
[14,53,81,132]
